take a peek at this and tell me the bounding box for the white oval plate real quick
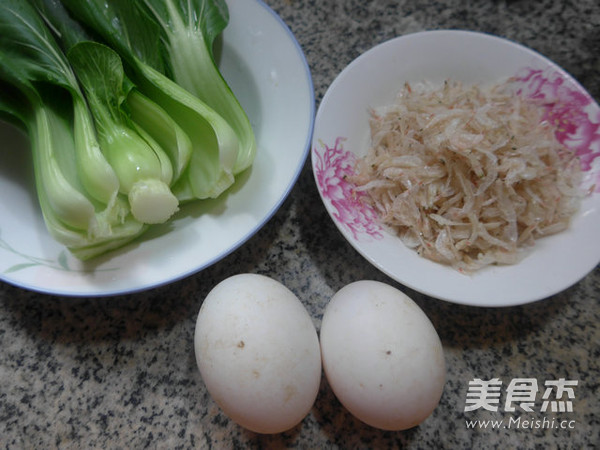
[312,30,600,307]
[0,0,314,296]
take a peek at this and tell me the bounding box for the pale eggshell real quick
[320,280,446,431]
[194,273,321,434]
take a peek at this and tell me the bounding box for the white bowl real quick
[312,30,600,307]
[0,0,314,296]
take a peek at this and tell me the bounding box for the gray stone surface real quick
[1,0,599,448]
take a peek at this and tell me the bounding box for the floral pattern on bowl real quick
[511,67,600,191]
[313,137,383,242]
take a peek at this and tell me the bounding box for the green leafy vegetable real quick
[59,0,243,200]
[0,0,257,260]
[139,0,257,174]
[67,41,179,224]
[0,0,146,260]
[32,0,194,189]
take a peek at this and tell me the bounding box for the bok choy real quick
[67,41,179,224]
[32,0,194,187]
[0,0,146,260]
[139,0,257,174]
[0,0,257,260]
[59,0,245,200]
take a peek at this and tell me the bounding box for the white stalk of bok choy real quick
[139,0,257,174]
[0,1,147,260]
[67,42,179,225]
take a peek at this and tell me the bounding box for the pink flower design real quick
[512,67,600,191]
[313,137,383,241]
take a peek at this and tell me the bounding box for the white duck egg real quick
[320,280,446,431]
[194,274,321,434]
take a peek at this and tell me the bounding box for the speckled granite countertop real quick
[1,0,599,448]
